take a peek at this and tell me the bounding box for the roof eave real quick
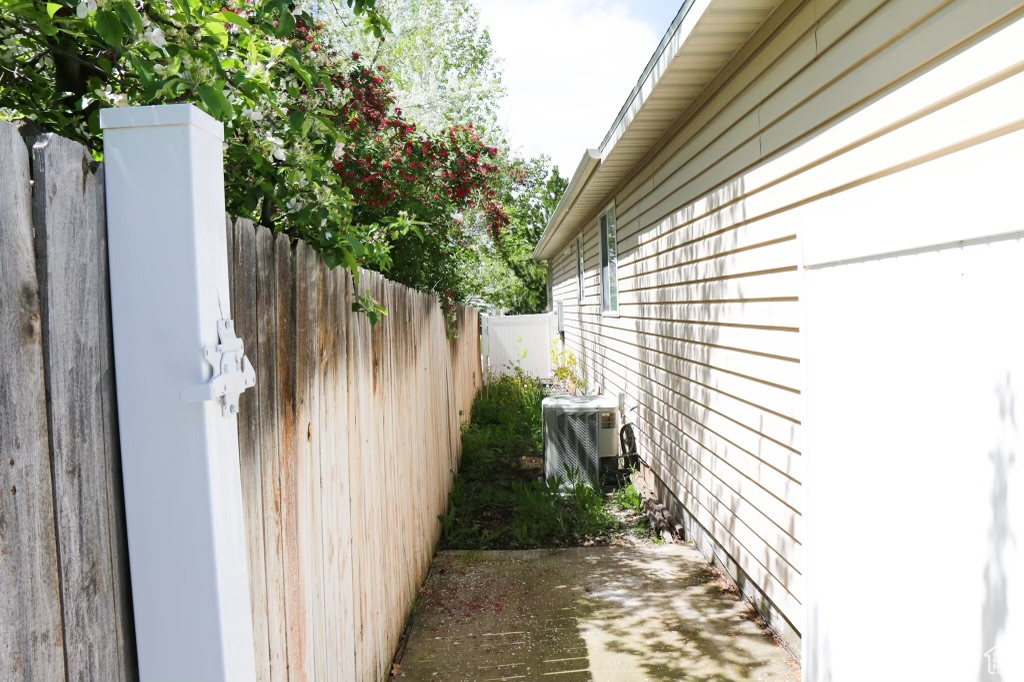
[531,0,780,263]
[533,149,601,261]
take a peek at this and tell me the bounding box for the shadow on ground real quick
[396,545,799,681]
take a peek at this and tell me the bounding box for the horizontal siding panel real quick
[620,271,800,310]
[631,2,822,205]
[573,319,802,393]
[611,300,801,330]
[562,337,806,540]
[619,217,798,277]
[638,0,1017,238]
[747,16,1024,191]
[562,322,803,459]
[651,455,804,610]
[620,243,800,292]
[616,23,1024,270]
[574,327,802,449]
[753,68,1024,214]
[800,126,1024,266]
[600,314,804,360]
[757,0,949,126]
[639,406,804,557]
[637,418,804,600]
[639,376,803,488]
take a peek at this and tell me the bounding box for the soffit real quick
[535,0,780,260]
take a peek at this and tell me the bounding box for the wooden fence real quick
[0,124,135,681]
[227,218,481,682]
[0,121,481,682]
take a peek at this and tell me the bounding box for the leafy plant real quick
[0,1,395,271]
[551,338,584,394]
[612,482,643,513]
[437,503,456,538]
[436,373,656,550]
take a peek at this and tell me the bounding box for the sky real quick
[473,0,683,177]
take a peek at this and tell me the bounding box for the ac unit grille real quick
[543,397,618,487]
[553,411,598,483]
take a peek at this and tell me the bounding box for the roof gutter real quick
[533,149,600,261]
[598,0,698,154]
[531,0,775,263]
[533,0,708,263]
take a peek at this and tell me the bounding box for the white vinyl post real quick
[100,104,257,682]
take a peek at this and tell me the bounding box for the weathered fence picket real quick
[227,220,481,682]
[231,217,272,682]
[0,121,67,682]
[32,131,135,682]
[0,123,134,682]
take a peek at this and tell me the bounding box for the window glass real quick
[599,209,618,312]
[577,235,584,302]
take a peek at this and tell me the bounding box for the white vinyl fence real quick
[482,313,558,380]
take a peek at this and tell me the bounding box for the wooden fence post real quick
[100,104,257,681]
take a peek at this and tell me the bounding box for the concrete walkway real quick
[396,544,799,681]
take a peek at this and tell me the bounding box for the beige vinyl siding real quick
[547,0,1024,639]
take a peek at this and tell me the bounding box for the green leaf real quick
[115,2,144,34]
[94,9,124,47]
[41,19,60,36]
[273,10,295,38]
[216,10,251,30]
[87,108,101,136]
[203,20,229,49]
[46,2,61,18]
[196,83,234,120]
[129,53,155,93]
[282,54,311,85]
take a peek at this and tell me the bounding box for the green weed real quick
[611,482,643,513]
[437,373,657,550]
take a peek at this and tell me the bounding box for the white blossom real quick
[76,0,97,18]
[242,107,264,123]
[142,27,166,48]
[267,136,286,162]
[286,198,303,213]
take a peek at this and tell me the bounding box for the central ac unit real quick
[542,395,620,487]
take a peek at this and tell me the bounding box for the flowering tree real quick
[339,0,505,137]
[1,0,564,326]
[327,52,509,324]
[0,0,396,281]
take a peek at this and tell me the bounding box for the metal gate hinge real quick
[180,319,256,416]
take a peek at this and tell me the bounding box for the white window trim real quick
[598,203,619,316]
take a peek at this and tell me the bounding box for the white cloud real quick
[475,0,672,176]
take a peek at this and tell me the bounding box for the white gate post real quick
[100,104,257,682]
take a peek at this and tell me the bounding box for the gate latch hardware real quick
[180,319,256,416]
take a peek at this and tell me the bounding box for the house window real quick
[599,207,618,312]
[576,235,584,303]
